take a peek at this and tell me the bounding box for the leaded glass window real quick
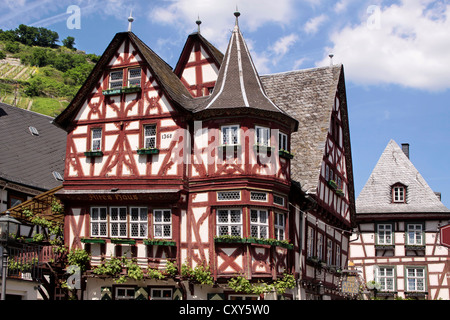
[250,209,268,239]
[154,209,172,239]
[144,124,157,148]
[216,209,242,237]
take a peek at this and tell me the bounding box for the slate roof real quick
[261,65,346,194]
[0,103,66,191]
[356,139,449,214]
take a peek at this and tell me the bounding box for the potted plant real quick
[278,149,294,159]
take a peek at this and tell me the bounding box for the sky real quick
[1,0,449,208]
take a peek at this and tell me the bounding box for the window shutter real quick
[101,287,112,300]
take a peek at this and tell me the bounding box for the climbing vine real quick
[228,273,296,295]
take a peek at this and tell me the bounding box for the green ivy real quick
[228,273,296,295]
[67,248,90,272]
[181,262,214,285]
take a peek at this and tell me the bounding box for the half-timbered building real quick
[349,140,450,300]
[53,13,355,300]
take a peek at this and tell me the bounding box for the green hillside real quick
[0,25,99,117]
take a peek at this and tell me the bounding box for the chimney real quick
[435,192,441,201]
[401,143,409,159]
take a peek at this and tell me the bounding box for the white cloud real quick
[304,14,328,34]
[148,0,297,52]
[334,0,351,13]
[317,0,450,91]
[270,33,298,56]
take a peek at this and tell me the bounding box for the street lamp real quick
[0,212,21,300]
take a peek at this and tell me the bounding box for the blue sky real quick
[1,0,449,208]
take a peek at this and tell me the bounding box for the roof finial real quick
[196,15,202,34]
[329,53,334,66]
[128,10,134,32]
[234,6,240,28]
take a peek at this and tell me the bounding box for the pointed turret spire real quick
[203,11,287,116]
[234,7,240,29]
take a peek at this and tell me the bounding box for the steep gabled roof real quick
[0,103,66,191]
[174,31,224,77]
[53,32,194,130]
[261,65,349,194]
[356,139,449,214]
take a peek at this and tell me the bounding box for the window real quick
[150,288,172,300]
[216,209,242,237]
[406,267,425,292]
[336,244,341,267]
[377,224,393,245]
[221,125,240,145]
[130,207,148,238]
[110,207,127,238]
[327,239,333,265]
[317,233,324,260]
[273,195,285,207]
[250,209,268,239]
[228,295,259,300]
[109,70,123,89]
[376,267,395,292]
[144,124,157,149]
[153,209,172,239]
[91,128,102,151]
[278,132,288,151]
[274,213,285,240]
[128,68,141,87]
[392,185,406,203]
[250,191,267,202]
[255,126,270,146]
[90,207,107,237]
[407,224,423,245]
[115,287,135,300]
[217,191,241,201]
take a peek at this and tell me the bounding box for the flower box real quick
[278,149,294,159]
[405,245,425,251]
[111,239,136,245]
[375,244,395,250]
[328,180,338,189]
[121,86,141,94]
[336,189,345,197]
[144,239,176,246]
[102,86,141,96]
[137,148,160,155]
[81,238,106,244]
[84,150,103,157]
[102,88,122,96]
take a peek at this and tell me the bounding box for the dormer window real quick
[392,183,406,203]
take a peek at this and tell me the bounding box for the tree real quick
[62,36,76,50]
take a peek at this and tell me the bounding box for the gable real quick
[356,140,449,214]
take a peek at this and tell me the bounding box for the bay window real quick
[250,209,268,239]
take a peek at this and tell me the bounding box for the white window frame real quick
[128,67,141,87]
[327,239,333,265]
[255,126,270,146]
[278,132,288,151]
[221,125,240,145]
[228,294,260,300]
[216,208,242,237]
[110,207,128,238]
[317,233,324,260]
[217,191,241,201]
[307,226,314,258]
[377,224,393,245]
[250,191,267,202]
[274,212,285,241]
[336,244,341,267]
[115,287,135,300]
[150,288,173,300]
[393,185,405,203]
[406,267,426,292]
[90,207,108,237]
[153,209,172,239]
[407,224,423,245]
[376,266,395,292]
[250,209,268,239]
[109,70,123,89]
[144,124,157,149]
[130,207,148,239]
[91,128,102,151]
